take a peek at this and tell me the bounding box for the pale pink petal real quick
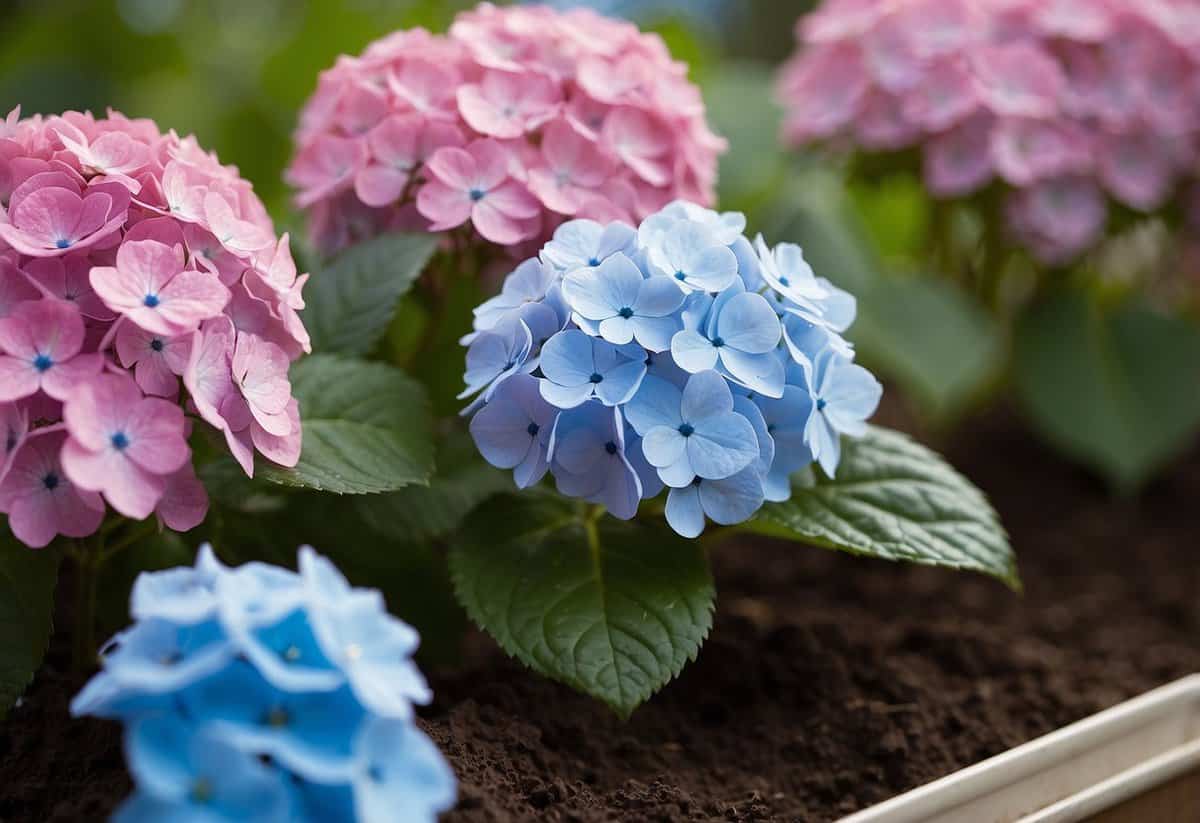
[0,357,39,402]
[40,352,104,401]
[62,373,141,452]
[183,318,236,430]
[60,436,165,520]
[424,146,477,190]
[156,270,231,332]
[156,465,208,532]
[415,180,473,231]
[123,397,189,474]
[251,398,301,468]
[354,165,409,208]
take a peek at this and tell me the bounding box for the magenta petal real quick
[156,465,208,532]
[40,352,104,401]
[123,398,188,475]
[416,180,473,231]
[0,357,39,403]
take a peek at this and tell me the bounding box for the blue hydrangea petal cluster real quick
[463,200,883,536]
[72,545,456,823]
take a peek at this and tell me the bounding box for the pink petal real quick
[424,146,477,190]
[251,398,301,468]
[466,139,512,191]
[416,180,473,231]
[134,353,180,399]
[183,318,235,430]
[156,465,208,532]
[472,198,539,245]
[355,165,409,208]
[483,179,540,219]
[156,270,231,332]
[9,187,83,247]
[458,83,525,139]
[63,373,142,453]
[0,356,39,402]
[124,397,188,474]
[60,436,165,520]
[223,424,256,478]
[40,352,104,401]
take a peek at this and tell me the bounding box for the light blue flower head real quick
[72,544,456,823]
[462,200,882,536]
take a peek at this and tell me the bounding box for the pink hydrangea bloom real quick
[0,430,104,549]
[0,109,311,548]
[287,2,726,256]
[779,0,1200,264]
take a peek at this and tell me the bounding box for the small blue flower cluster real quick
[71,545,456,823]
[462,201,883,537]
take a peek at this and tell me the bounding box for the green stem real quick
[71,535,101,673]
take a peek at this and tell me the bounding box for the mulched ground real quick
[4,406,1200,822]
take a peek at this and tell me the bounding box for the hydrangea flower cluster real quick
[286,2,725,256]
[72,545,456,823]
[777,0,1200,264]
[0,108,309,548]
[461,202,882,538]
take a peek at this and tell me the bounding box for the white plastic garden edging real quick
[842,674,1200,823]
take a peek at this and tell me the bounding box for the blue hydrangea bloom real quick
[73,545,456,823]
[562,253,684,351]
[463,200,882,536]
[538,328,647,408]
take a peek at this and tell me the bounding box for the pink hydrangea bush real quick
[778,0,1200,264]
[0,108,308,548]
[287,2,726,257]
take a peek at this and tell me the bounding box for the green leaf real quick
[354,433,511,542]
[302,232,439,356]
[1015,293,1200,491]
[0,531,59,717]
[749,426,1019,589]
[449,495,715,718]
[703,61,786,210]
[260,355,434,494]
[853,275,1004,421]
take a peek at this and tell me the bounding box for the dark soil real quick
[4,407,1200,822]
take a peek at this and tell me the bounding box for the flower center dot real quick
[817,398,827,411]
[143,294,160,308]
[55,238,70,249]
[617,307,634,319]
[33,354,53,372]
[678,423,694,437]
[604,441,618,455]
[110,432,129,450]
[150,339,164,352]
[367,764,385,783]
[711,336,725,348]
[674,271,687,281]
[526,422,540,437]
[779,276,790,287]
[265,707,290,728]
[41,472,59,491]
[691,476,703,486]
[588,257,601,267]
[766,423,777,434]
[191,778,214,804]
[589,372,604,384]
[282,645,301,662]
[468,188,486,202]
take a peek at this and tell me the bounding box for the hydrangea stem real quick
[70,534,102,674]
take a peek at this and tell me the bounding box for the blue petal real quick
[688,412,758,480]
[597,315,636,345]
[670,329,719,374]
[624,375,682,435]
[625,433,664,500]
[716,292,781,354]
[665,485,706,538]
[719,347,785,399]
[698,467,765,525]
[634,275,686,317]
[353,718,457,823]
[821,360,882,436]
[657,455,697,489]
[538,378,596,409]
[733,395,776,476]
[641,425,687,469]
[538,329,596,388]
[594,453,641,520]
[630,314,678,353]
[470,393,540,469]
[683,242,738,293]
[594,359,646,406]
[680,370,734,423]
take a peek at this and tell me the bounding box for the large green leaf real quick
[260,355,434,494]
[1015,293,1200,491]
[449,495,715,718]
[749,426,1018,588]
[302,232,439,356]
[354,433,511,542]
[0,532,59,717]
